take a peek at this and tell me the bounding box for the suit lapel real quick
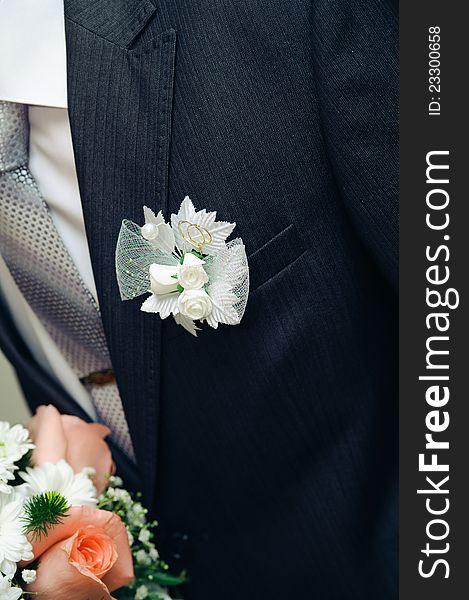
[64,0,176,507]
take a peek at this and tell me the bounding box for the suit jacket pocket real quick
[248,224,307,293]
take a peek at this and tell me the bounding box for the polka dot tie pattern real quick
[0,101,135,461]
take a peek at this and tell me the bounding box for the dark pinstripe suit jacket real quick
[0,0,398,598]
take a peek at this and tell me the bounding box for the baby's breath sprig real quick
[21,491,69,539]
[99,478,186,600]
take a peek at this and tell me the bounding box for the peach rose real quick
[21,506,134,599]
[29,405,115,493]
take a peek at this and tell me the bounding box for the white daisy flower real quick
[0,422,34,463]
[0,574,22,600]
[17,460,97,507]
[0,461,16,496]
[0,493,34,577]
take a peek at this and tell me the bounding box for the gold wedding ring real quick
[178,220,213,250]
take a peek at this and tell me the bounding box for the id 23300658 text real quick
[428,26,441,116]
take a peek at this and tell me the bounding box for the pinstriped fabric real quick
[0,101,134,460]
[65,16,177,505]
[58,2,398,599]
[65,0,156,47]
[311,0,399,287]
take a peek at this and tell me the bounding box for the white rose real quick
[149,263,178,295]
[178,289,212,320]
[177,253,209,290]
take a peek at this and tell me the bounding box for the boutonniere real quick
[116,197,249,336]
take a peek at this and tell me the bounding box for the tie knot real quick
[0,101,29,173]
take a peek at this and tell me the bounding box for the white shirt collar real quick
[0,0,67,108]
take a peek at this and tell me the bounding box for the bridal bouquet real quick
[0,406,184,600]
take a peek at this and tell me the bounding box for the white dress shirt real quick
[0,0,97,418]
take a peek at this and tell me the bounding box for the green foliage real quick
[152,571,187,587]
[22,491,69,539]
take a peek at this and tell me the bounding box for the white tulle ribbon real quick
[116,197,249,336]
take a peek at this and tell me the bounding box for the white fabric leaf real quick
[143,206,165,226]
[174,313,200,336]
[205,281,239,327]
[171,196,236,255]
[142,207,175,254]
[140,293,179,319]
[151,222,176,254]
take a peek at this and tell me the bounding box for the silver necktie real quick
[0,101,134,460]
